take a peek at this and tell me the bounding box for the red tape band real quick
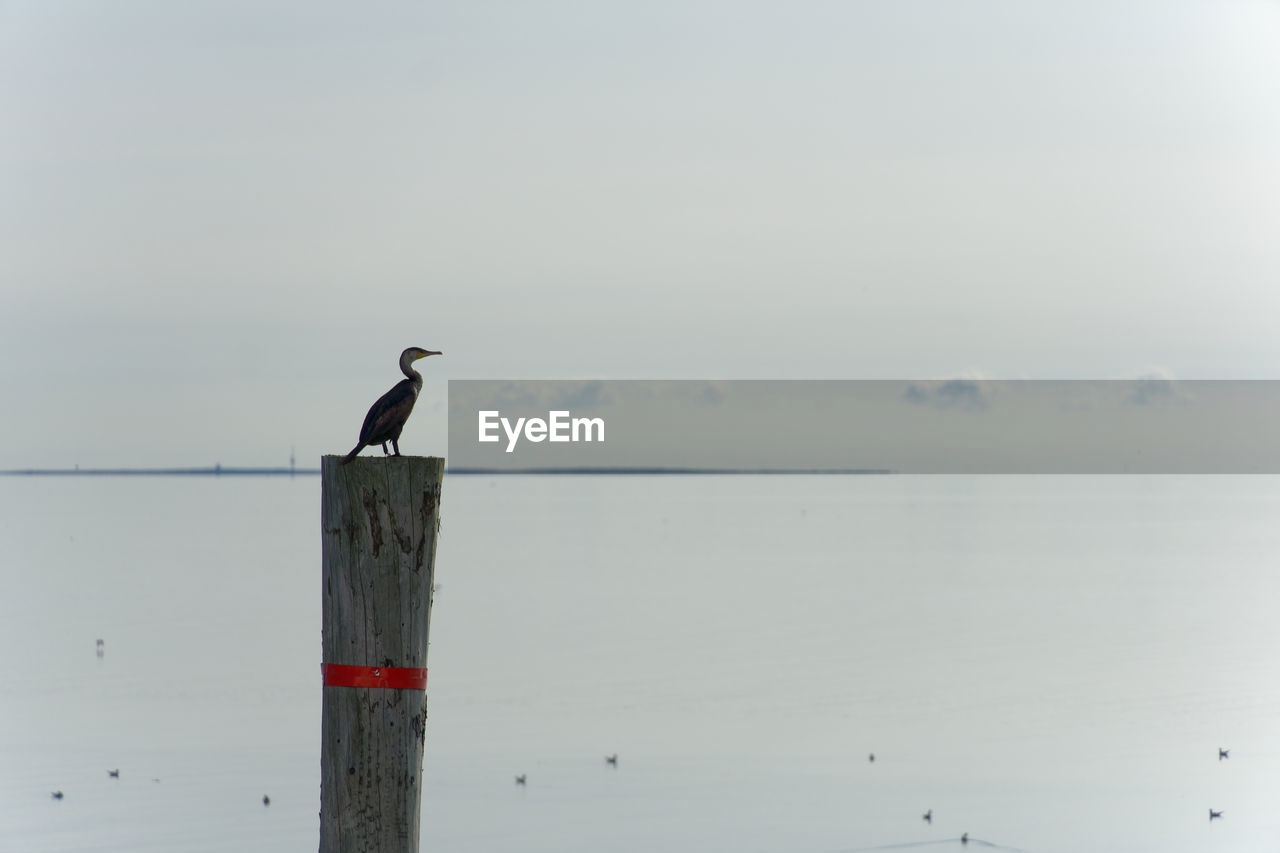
[322,663,427,690]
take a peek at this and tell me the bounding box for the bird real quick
[1210,809,1223,821]
[961,832,969,845]
[107,769,119,779]
[96,638,104,658]
[51,791,64,800]
[340,347,442,464]
[514,774,527,786]
[263,795,270,806]
[605,754,618,767]
[922,809,932,824]
[868,753,875,763]
[1219,748,1230,760]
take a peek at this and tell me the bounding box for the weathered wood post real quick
[320,455,444,853]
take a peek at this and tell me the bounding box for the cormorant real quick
[1219,748,1229,760]
[605,754,618,766]
[1210,809,1223,821]
[514,774,527,786]
[263,795,271,806]
[108,769,119,779]
[922,809,932,824]
[340,347,442,464]
[51,791,64,800]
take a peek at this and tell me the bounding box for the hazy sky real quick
[3,1,1279,467]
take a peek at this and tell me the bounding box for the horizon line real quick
[0,465,895,477]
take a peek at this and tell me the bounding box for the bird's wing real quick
[358,380,418,444]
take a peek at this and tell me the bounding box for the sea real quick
[1,473,1277,852]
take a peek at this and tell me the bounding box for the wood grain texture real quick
[320,455,444,853]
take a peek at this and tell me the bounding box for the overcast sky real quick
[3,1,1279,468]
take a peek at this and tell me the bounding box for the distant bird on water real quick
[1210,809,1223,821]
[605,754,618,767]
[263,795,270,806]
[51,791,64,800]
[340,347,442,464]
[922,809,932,824]
[514,774,527,786]
[108,769,119,779]
[1219,748,1230,760]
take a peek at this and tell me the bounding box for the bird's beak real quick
[420,350,442,359]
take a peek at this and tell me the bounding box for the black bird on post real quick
[341,347,442,464]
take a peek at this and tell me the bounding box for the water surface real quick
[1,475,1277,851]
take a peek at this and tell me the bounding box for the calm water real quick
[1,474,1278,852]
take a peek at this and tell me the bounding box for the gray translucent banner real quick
[447,380,1280,473]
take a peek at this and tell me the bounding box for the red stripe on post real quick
[322,663,428,690]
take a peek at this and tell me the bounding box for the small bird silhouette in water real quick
[107,769,119,779]
[263,795,270,806]
[96,639,104,658]
[340,346,442,464]
[922,809,932,824]
[51,791,64,800]
[1210,809,1223,822]
[1219,748,1230,760]
[605,754,618,767]
[961,832,969,844]
[514,775,527,786]
[868,753,875,763]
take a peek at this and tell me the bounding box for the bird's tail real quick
[339,445,363,466]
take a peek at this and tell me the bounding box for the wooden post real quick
[319,455,444,853]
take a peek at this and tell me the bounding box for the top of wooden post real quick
[320,454,445,664]
[322,454,445,464]
[322,454,445,475]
